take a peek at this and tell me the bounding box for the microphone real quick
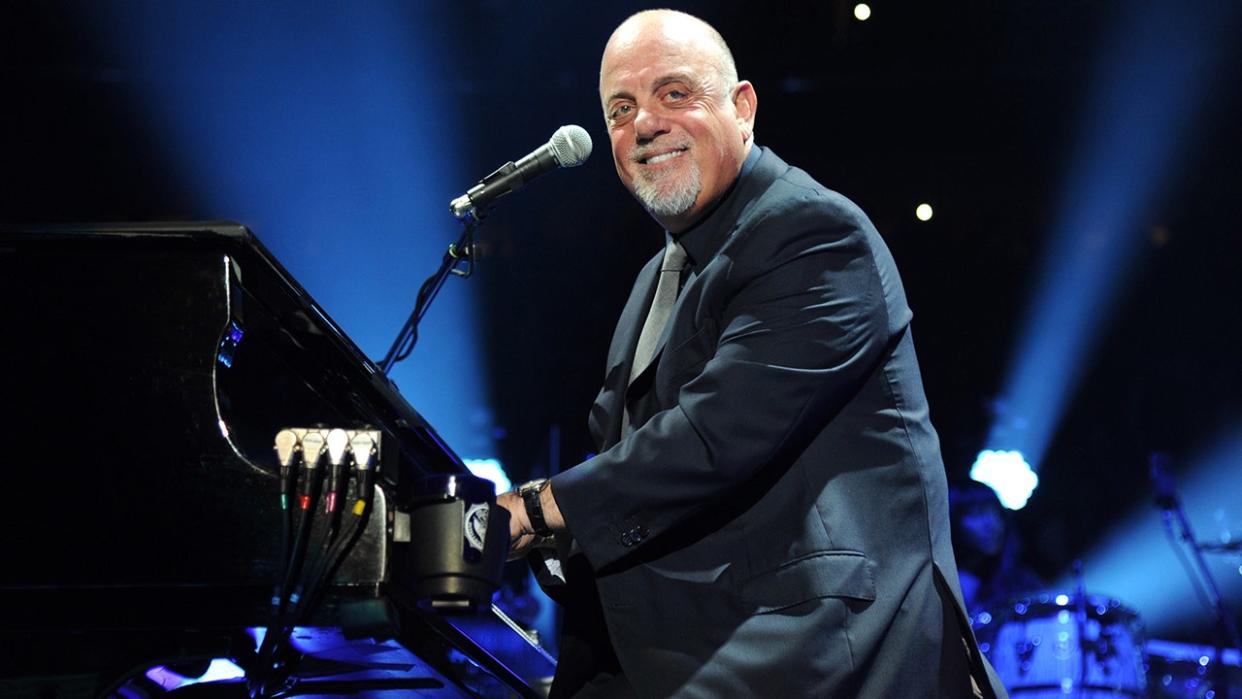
[450,125,593,221]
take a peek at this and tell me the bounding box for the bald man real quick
[498,10,1007,698]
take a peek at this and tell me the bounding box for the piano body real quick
[0,222,554,697]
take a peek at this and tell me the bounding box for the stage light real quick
[464,457,512,494]
[854,4,872,21]
[915,203,933,221]
[970,449,1038,510]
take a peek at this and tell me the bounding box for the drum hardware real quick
[1146,638,1242,699]
[974,592,1147,698]
[1150,453,1242,654]
[1091,627,1120,668]
[1016,638,1037,674]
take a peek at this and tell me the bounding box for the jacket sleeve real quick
[552,196,904,571]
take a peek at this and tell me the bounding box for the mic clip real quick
[450,161,519,221]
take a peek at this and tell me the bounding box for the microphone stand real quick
[1073,559,1089,699]
[1156,488,1242,691]
[377,218,479,375]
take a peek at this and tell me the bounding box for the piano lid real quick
[1,221,467,591]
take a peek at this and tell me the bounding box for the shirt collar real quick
[670,144,765,270]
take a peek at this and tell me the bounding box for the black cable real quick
[286,470,352,630]
[260,472,376,696]
[251,465,324,696]
[378,223,477,373]
[280,500,292,593]
[291,475,376,632]
[380,270,438,369]
[249,496,375,699]
[251,440,378,698]
[391,266,446,365]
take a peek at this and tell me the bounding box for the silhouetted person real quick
[950,480,1044,616]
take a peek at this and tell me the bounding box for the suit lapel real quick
[589,148,782,448]
[589,251,662,448]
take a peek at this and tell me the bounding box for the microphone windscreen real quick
[549,125,593,167]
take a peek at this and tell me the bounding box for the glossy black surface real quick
[0,223,551,696]
[1,223,459,593]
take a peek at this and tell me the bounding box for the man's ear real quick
[732,80,757,143]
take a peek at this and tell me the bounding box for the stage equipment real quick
[1146,637,1242,699]
[378,124,592,375]
[974,592,1147,698]
[1150,452,1242,698]
[449,124,592,222]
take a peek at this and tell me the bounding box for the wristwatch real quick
[518,478,553,538]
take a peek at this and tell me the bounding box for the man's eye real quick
[610,104,633,120]
[665,90,687,101]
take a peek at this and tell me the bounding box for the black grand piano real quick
[0,223,555,697]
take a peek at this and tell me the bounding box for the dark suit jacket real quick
[546,147,1007,698]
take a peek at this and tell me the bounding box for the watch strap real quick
[520,479,553,538]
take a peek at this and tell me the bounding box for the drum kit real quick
[969,458,1242,697]
[973,592,1242,698]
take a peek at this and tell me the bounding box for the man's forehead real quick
[601,40,716,102]
[604,37,690,77]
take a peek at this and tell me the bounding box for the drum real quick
[1145,638,1242,699]
[973,593,1147,698]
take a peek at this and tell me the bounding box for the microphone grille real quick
[549,125,593,167]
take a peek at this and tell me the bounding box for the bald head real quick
[597,11,757,232]
[601,10,738,100]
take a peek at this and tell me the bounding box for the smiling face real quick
[599,11,756,232]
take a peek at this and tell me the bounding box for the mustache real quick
[630,140,692,164]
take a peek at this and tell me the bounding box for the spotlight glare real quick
[463,458,512,494]
[853,4,872,21]
[970,449,1039,510]
[915,203,934,221]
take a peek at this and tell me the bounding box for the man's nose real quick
[634,106,670,143]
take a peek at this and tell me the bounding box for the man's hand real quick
[497,489,538,560]
[497,480,566,561]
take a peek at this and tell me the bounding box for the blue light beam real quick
[72,1,498,458]
[986,2,1236,471]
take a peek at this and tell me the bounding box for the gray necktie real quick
[624,239,688,434]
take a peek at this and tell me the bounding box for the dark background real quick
[4,0,1241,643]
